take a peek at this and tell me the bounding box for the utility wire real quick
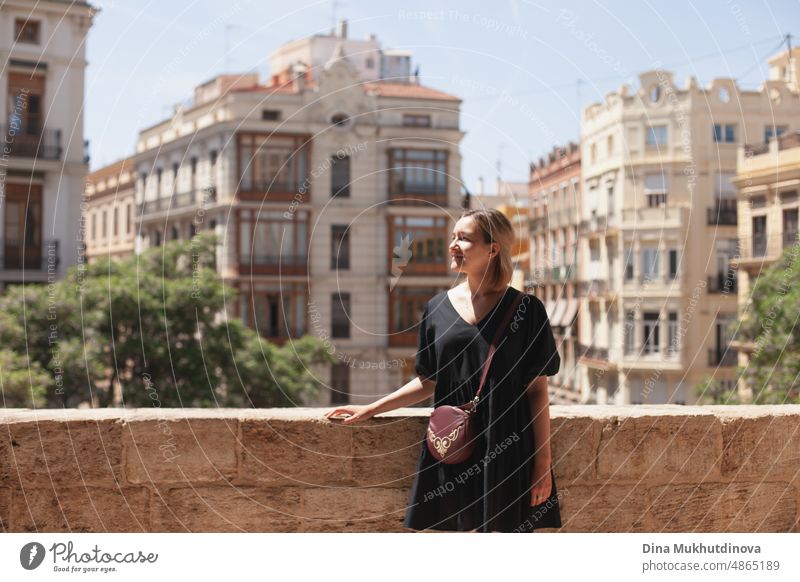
[462,34,786,101]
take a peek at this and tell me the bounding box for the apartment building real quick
[132,23,463,405]
[471,179,531,293]
[83,158,136,261]
[529,143,581,404]
[730,128,800,399]
[0,0,95,291]
[578,47,800,405]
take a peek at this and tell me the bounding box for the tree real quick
[0,232,335,408]
[731,242,800,404]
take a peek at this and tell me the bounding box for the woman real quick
[324,208,562,532]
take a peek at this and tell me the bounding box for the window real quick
[332,292,351,338]
[643,312,660,354]
[752,215,767,256]
[624,246,634,281]
[713,124,736,143]
[392,216,447,270]
[238,208,308,266]
[126,204,132,234]
[239,283,305,338]
[589,240,600,262]
[667,312,678,355]
[668,249,678,279]
[113,207,119,237]
[783,208,798,248]
[8,73,44,138]
[642,247,660,282]
[714,171,737,199]
[3,184,43,269]
[262,109,281,121]
[402,114,431,127]
[330,113,350,127]
[388,149,448,197]
[210,150,218,167]
[330,363,350,405]
[646,125,667,146]
[102,210,107,238]
[91,213,96,241]
[331,225,350,269]
[14,19,40,44]
[238,135,308,193]
[624,311,636,355]
[645,172,667,207]
[331,154,350,197]
[765,125,788,143]
[190,157,197,188]
[391,287,439,335]
[607,135,614,156]
[154,230,161,247]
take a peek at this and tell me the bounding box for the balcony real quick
[621,206,685,230]
[238,253,308,276]
[707,272,737,294]
[733,233,789,266]
[580,213,618,237]
[2,406,800,532]
[141,187,217,216]
[0,125,62,161]
[578,342,609,361]
[707,199,737,226]
[708,347,738,367]
[238,180,309,203]
[388,182,447,206]
[1,240,59,271]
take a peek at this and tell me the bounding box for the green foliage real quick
[730,242,800,404]
[0,232,334,408]
[0,349,48,407]
[694,375,742,405]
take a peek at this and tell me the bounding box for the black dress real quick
[403,285,562,533]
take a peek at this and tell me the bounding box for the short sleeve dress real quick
[403,285,562,533]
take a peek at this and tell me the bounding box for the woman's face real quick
[449,216,497,275]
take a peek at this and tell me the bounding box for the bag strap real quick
[468,290,525,407]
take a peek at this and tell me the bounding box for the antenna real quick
[576,77,584,135]
[224,24,241,73]
[496,143,506,194]
[331,0,345,33]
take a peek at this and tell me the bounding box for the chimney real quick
[337,19,348,39]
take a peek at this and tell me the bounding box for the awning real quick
[545,300,556,319]
[550,300,567,327]
[559,298,579,327]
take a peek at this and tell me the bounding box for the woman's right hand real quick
[323,404,376,425]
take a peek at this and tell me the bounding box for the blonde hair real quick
[459,208,514,291]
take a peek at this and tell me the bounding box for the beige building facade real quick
[529,143,582,404]
[132,25,464,406]
[730,129,800,399]
[83,158,136,261]
[577,48,800,404]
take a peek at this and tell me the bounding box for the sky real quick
[84,0,799,191]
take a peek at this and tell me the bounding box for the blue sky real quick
[85,0,798,190]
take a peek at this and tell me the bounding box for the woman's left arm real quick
[526,375,553,504]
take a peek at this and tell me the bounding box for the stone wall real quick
[1,405,798,532]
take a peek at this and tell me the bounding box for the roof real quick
[363,81,460,101]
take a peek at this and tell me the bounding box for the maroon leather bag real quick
[426,291,524,464]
